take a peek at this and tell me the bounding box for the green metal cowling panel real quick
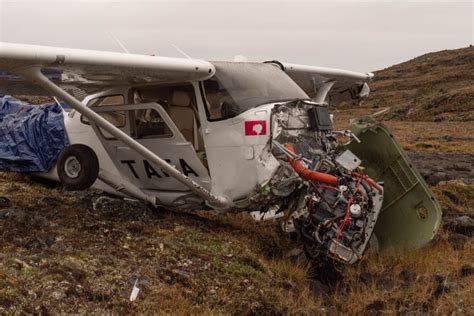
[347,117,442,250]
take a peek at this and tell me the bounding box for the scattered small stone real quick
[376,274,394,290]
[40,196,62,206]
[13,258,33,269]
[359,272,375,285]
[399,269,417,283]
[307,279,330,303]
[0,208,26,222]
[444,215,474,236]
[173,225,185,232]
[51,291,66,300]
[434,281,458,297]
[432,273,446,284]
[425,172,449,185]
[170,269,195,286]
[451,163,471,172]
[443,135,453,142]
[460,265,474,277]
[92,196,151,220]
[24,236,55,250]
[285,247,303,258]
[0,197,10,208]
[281,279,296,290]
[365,299,386,311]
[447,233,468,250]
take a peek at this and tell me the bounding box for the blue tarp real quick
[0,95,69,172]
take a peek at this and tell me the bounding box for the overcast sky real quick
[0,0,472,72]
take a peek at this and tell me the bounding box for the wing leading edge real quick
[0,42,216,98]
[269,61,374,106]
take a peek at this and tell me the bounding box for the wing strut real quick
[16,66,232,209]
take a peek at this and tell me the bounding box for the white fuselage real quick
[42,83,280,209]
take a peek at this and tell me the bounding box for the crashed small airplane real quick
[0,42,441,264]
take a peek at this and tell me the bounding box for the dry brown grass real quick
[334,108,474,153]
[332,236,474,314]
[433,181,474,216]
[1,104,473,314]
[364,46,474,122]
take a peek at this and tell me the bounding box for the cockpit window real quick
[203,62,308,120]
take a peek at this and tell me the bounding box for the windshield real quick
[203,62,308,120]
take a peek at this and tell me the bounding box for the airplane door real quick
[85,103,211,192]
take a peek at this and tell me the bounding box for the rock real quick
[39,196,62,206]
[431,272,459,298]
[376,274,394,290]
[443,135,453,142]
[451,163,471,172]
[434,281,458,297]
[447,233,468,250]
[425,172,449,185]
[0,197,10,208]
[51,290,66,300]
[460,265,474,277]
[92,196,151,220]
[359,272,375,285]
[170,269,195,287]
[365,299,386,311]
[399,270,417,283]
[307,279,330,303]
[0,207,26,222]
[285,247,303,258]
[444,215,474,236]
[24,236,55,250]
[281,279,296,290]
[432,273,446,284]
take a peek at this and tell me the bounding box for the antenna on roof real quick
[107,31,130,54]
[172,44,192,59]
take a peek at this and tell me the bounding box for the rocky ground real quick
[0,113,473,314]
[1,47,473,314]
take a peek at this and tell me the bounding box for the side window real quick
[132,109,173,139]
[130,83,200,146]
[81,95,125,126]
[88,95,124,107]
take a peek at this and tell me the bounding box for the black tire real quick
[57,144,99,190]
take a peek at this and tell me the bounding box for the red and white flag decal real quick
[244,120,267,136]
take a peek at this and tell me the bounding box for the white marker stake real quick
[130,279,140,302]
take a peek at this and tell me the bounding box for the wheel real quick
[57,144,99,190]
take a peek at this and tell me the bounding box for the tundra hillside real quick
[364,46,474,121]
[1,47,473,314]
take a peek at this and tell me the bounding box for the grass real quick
[0,108,473,313]
[332,236,474,314]
[432,181,474,216]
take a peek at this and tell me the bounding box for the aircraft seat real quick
[168,90,196,145]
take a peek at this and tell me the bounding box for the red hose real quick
[351,171,384,194]
[284,143,338,186]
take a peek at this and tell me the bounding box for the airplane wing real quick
[0,42,232,208]
[268,61,374,106]
[0,42,215,99]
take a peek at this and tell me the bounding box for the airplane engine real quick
[269,100,383,264]
[267,100,440,264]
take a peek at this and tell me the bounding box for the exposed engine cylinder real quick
[269,100,384,264]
